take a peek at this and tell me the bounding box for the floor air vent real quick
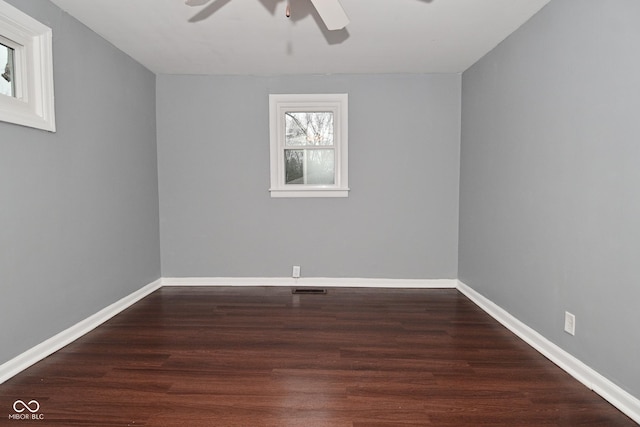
[292,288,327,295]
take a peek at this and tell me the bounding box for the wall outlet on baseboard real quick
[292,265,301,278]
[564,311,576,336]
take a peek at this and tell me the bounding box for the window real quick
[269,94,348,198]
[0,0,55,132]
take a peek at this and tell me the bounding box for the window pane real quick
[285,149,304,184]
[306,149,335,184]
[285,112,333,146]
[285,149,335,185]
[0,43,15,97]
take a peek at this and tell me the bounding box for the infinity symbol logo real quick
[13,400,40,413]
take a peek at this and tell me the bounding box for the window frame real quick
[0,0,56,132]
[269,93,349,198]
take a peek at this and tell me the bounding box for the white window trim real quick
[0,0,55,132]
[269,93,349,198]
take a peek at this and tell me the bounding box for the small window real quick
[269,94,348,198]
[0,0,55,132]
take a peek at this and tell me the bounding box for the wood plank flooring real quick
[0,287,635,426]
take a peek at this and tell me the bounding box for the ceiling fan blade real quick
[308,0,349,31]
[185,0,210,6]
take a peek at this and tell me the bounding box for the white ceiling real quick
[48,0,551,75]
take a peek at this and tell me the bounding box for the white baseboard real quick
[457,280,640,425]
[161,277,458,288]
[0,279,162,384]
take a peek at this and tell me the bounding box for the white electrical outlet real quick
[292,265,301,278]
[564,311,576,336]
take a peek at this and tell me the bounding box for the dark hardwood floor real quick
[0,287,635,426]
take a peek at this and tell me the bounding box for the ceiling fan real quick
[185,0,350,31]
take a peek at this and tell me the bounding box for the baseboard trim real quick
[0,279,162,385]
[161,277,458,289]
[457,280,640,425]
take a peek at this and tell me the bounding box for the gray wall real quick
[157,74,460,279]
[460,0,640,398]
[0,1,160,364]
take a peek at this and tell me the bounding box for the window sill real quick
[269,188,350,198]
